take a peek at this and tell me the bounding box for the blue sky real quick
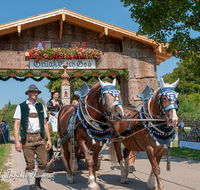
[0,0,179,109]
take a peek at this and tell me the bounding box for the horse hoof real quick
[68,180,75,184]
[68,179,75,184]
[121,179,129,184]
[88,185,101,190]
[149,188,158,190]
[67,175,75,184]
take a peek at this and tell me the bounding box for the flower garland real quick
[27,47,103,61]
[0,68,129,81]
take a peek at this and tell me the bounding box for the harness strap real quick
[60,121,82,146]
[163,102,179,112]
[112,121,143,140]
[126,112,139,130]
[132,136,143,151]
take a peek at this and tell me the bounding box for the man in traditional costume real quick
[14,84,51,190]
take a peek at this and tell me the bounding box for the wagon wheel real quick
[46,148,54,173]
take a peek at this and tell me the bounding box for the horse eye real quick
[162,97,167,101]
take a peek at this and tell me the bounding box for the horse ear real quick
[112,78,116,86]
[171,78,179,88]
[160,77,166,89]
[98,78,106,88]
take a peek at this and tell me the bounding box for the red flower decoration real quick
[55,104,59,107]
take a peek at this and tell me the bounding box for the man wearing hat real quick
[14,84,51,190]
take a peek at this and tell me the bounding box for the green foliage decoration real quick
[0,68,129,81]
[46,76,121,103]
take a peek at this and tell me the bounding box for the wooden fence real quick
[181,121,200,142]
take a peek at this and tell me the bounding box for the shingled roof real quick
[0,8,171,65]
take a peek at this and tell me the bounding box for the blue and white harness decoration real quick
[139,86,178,148]
[100,85,122,108]
[159,87,179,113]
[77,103,113,146]
[101,85,120,97]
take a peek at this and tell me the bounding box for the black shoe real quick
[35,177,42,190]
[129,165,136,173]
[29,184,36,190]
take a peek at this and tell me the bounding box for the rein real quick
[80,97,112,126]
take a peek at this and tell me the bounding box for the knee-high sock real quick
[26,171,35,185]
[36,168,45,178]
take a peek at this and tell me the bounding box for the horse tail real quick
[109,142,118,166]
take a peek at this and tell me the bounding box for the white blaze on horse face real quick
[115,97,125,118]
[170,101,178,126]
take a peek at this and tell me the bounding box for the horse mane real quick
[148,87,161,118]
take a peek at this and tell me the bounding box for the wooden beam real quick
[99,28,108,39]
[17,25,21,37]
[59,14,65,40]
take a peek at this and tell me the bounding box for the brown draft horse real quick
[58,78,124,190]
[111,78,179,190]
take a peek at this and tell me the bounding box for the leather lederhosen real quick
[25,112,45,146]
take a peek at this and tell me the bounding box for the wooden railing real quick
[181,121,200,142]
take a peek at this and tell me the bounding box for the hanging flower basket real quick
[27,47,103,61]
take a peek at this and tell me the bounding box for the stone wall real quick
[123,37,158,107]
[0,21,158,106]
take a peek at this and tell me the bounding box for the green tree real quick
[121,0,200,73]
[37,97,46,105]
[162,59,200,94]
[0,104,17,130]
[162,59,200,120]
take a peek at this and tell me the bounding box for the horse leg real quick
[92,144,102,173]
[146,145,165,190]
[123,147,131,178]
[113,142,129,184]
[79,140,100,190]
[62,142,75,184]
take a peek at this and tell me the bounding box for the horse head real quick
[87,78,124,122]
[98,78,124,121]
[149,78,179,126]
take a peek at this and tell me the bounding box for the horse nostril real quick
[116,114,123,121]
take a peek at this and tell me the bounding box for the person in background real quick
[129,150,136,172]
[63,101,70,106]
[14,84,51,190]
[46,89,63,132]
[72,100,79,107]
[178,117,185,147]
[3,121,10,142]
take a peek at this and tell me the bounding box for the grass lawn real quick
[169,147,200,161]
[0,142,12,190]
[166,140,200,161]
[9,130,14,136]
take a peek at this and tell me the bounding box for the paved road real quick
[3,142,200,190]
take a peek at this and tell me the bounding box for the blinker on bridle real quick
[99,85,122,112]
[159,87,179,113]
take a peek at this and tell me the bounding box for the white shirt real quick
[178,121,185,128]
[14,100,47,133]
